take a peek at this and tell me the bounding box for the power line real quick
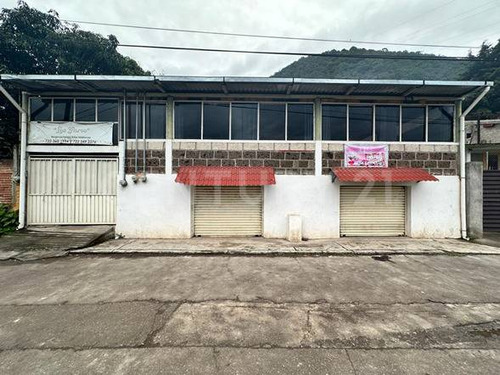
[373,0,457,37]
[62,18,481,50]
[118,43,496,62]
[401,0,498,40]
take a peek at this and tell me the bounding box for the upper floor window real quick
[30,97,119,123]
[321,103,453,142]
[349,106,373,141]
[322,105,347,141]
[375,106,400,141]
[174,101,314,140]
[125,101,166,139]
[402,106,425,142]
[428,106,454,142]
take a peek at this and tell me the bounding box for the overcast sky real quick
[1,0,499,76]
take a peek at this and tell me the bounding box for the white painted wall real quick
[116,174,192,238]
[409,176,461,238]
[115,174,460,239]
[263,175,340,239]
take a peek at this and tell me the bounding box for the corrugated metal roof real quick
[175,166,276,186]
[0,74,493,98]
[332,167,439,182]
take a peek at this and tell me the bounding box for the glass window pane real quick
[145,103,166,139]
[75,99,96,122]
[287,104,313,140]
[203,102,229,140]
[428,106,454,142]
[98,99,119,122]
[231,103,257,140]
[322,105,347,141]
[30,98,51,121]
[349,106,373,141]
[126,102,143,139]
[375,106,400,141]
[259,103,285,140]
[402,107,425,141]
[53,99,73,121]
[174,102,201,139]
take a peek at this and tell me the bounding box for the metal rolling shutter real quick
[28,157,117,225]
[340,186,406,236]
[194,186,263,236]
[484,170,500,232]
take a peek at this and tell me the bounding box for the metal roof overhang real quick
[0,74,493,99]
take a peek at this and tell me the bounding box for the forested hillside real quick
[272,47,472,80]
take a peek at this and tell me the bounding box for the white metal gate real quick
[28,157,117,225]
[194,186,263,236]
[340,186,406,236]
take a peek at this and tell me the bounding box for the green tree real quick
[0,1,148,154]
[461,41,500,118]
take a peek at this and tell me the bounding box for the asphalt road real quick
[0,254,498,374]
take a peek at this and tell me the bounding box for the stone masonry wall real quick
[322,144,459,176]
[172,142,315,175]
[125,150,166,174]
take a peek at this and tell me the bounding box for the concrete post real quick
[466,161,483,239]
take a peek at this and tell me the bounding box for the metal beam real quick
[0,84,26,114]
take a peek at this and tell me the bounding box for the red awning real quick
[332,167,439,183]
[175,166,276,186]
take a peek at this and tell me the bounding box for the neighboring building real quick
[467,118,500,170]
[0,158,14,205]
[0,75,493,239]
[466,118,500,233]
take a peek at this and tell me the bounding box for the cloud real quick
[1,0,498,76]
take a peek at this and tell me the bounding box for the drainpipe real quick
[119,91,128,187]
[131,95,139,183]
[459,85,491,240]
[141,94,147,182]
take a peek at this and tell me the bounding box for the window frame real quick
[173,100,315,141]
[321,102,456,143]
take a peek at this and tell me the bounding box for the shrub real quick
[0,204,18,235]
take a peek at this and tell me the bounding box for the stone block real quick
[389,144,404,152]
[389,152,402,160]
[403,152,416,160]
[434,144,450,152]
[199,151,214,158]
[419,145,435,152]
[236,159,249,166]
[438,160,451,168]
[274,143,289,151]
[300,152,314,160]
[221,159,236,167]
[181,142,196,150]
[285,152,300,160]
[172,150,185,158]
[416,152,429,160]
[207,159,221,167]
[270,152,285,160]
[227,142,243,151]
[404,144,420,152]
[211,142,228,150]
[411,160,424,168]
[172,142,181,150]
[243,143,259,150]
[257,151,271,159]
[424,160,437,168]
[286,169,301,175]
[228,151,243,159]
[305,143,315,150]
[328,143,344,151]
[258,143,274,150]
[185,150,199,159]
[264,160,280,167]
[214,151,228,159]
[193,159,207,166]
[429,152,442,160]
[250,159,264,167]
[243,151,257,159]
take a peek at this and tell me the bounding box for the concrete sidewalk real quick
[76,236,500,256]
[0,226,114,261]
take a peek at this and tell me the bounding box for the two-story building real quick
[0,75,493,239]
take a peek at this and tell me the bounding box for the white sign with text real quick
[29,122,114,145]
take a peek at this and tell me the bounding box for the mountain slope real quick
[272,47,472,80]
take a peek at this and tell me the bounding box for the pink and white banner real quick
[344,144,388,168]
